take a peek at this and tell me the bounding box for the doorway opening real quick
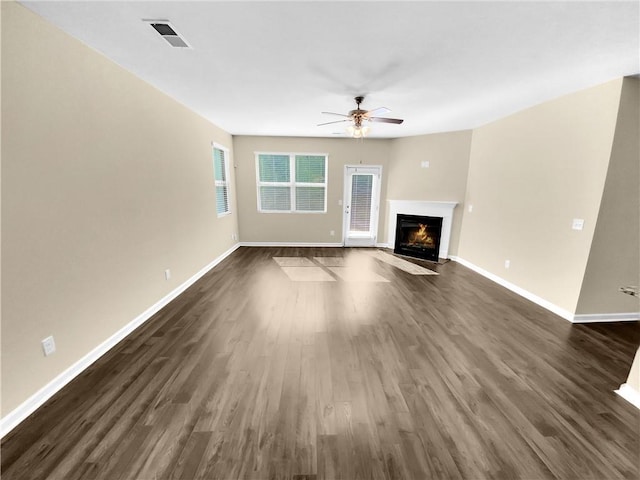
[343,165,382,247]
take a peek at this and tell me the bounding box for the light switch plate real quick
[42,336,56,356]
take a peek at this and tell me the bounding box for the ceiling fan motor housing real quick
[318,95,403,131]
[350,97,367,126]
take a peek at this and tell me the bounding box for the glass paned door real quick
[350,174,373,232]
[343,166,382,247]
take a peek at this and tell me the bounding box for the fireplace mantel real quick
[387,201,458,259]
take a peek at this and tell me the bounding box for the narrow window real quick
[213,144,231,216]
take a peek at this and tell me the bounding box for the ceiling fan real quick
[318,96,404,137]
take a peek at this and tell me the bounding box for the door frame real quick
[342,165,383,247]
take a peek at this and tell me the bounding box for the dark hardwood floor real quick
[2,247,639,480]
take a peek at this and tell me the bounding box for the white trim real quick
[213,143,232,217]
[212,142,229,152]
[572,312,640,323]
[255,152,328,213]
[343,165,383,248]
[239,242,343,247]
[451,256,640,323]
[0,243,241,438]
[376,242,392,249]
[450,256,574,321]
[254,151,329,157]
[615,383,640,410]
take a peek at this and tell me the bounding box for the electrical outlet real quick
[42,336,56,356]
[572,218,585,231]
[330,230,335,236]
[231,233,237,241]
[468,204,473,213]
[504,260,510,269]
[165,269,171,280]
[421,160,430,168]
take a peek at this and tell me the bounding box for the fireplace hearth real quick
[394,214,443,262]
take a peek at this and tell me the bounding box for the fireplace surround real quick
[387,201,458,260]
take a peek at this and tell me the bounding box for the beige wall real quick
[626,348,640,392]
[1,3,237,415]
[457,79,623,314]
[233,136,392,243]
[387,131,472,255]
[576,78,640,315]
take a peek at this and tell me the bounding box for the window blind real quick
[295,155,325,184]
[214,146,230,216]
[260,186,291,211]
[259,154,290,183]
[257,153,327,212]
[349,174,373,232]
[296,186,325,211]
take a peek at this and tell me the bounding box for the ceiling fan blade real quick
[364,107,391,117]
[368,117,404,124]
[321,111,350,118]
[317,119,350,126]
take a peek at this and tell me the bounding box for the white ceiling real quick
[20,1,640,138]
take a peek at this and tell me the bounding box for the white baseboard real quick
[0,243,241,438]
[240,242,395,249]
[450,256,640,324]
[450,256,574,321]
[615,383,640,410]
[572,312,640,323]
[239,242,344,247]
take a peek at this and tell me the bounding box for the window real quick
[213,144,231,216]
[256,153,327,213]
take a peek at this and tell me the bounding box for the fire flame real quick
[408,224,434,245]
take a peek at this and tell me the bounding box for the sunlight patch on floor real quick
[328,267,391,283]
[280,266,336,282]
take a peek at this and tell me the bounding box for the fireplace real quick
[394,214,443,262]
[388,201,457,259]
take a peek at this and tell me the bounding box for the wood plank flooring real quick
[2,246,639,479]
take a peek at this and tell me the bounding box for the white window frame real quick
[255,152,328,213]
[213,143,231,217]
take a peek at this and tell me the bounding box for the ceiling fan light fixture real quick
[347,125,369,138]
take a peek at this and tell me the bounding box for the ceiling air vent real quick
[144,20,191,48]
